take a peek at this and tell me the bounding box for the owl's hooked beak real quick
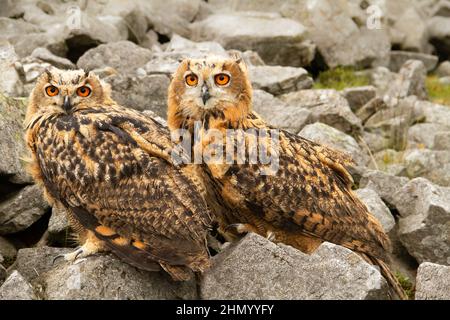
[62,96,72,112]
[201,84,210,105]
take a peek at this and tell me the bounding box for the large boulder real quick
[0,41,24,97]
[11,246,197,300]
[342,86,377,113]
[403,149,450,187]
[0,185,49,235]
[388,51,438,73]
[0,271,37,300]
[386,60,428,103]
[359,169,409,208]
[0,94,31,184]
[201,233,389,299]
[406,123,450,150]
[190,12,315,67]
[252,90,311,134]
[299,122,369,166]
[77,41,170,117]
[280,89,362,135]
[415,262,450,300]
[284,0,391,68]
[355,188,396,233]
[249,65,313,95]
[392,178,450,265]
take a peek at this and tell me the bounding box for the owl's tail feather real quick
[361,253,408,300]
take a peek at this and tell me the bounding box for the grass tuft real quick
[394,271,415,300]
[313,66,370,91]
[426,75,450,106]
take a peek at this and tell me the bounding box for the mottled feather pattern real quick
[167,57,407,298]
[26,70,213,280]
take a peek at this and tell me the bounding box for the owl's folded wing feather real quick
[222,130,389,261]
[36,112,212,279]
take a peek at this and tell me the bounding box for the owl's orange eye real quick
[76,86,91,97]
[214,73,230,86]
[45,85,59,97]
[185,74,198,86]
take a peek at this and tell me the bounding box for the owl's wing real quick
[36,111,212,279]
[221,129,389,261]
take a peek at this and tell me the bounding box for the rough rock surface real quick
[280,89,362,135]
[0,94,31,184]
[404,149,450,187]
[0,185,50,235]
[249,65,313,95]
[359,170,410,207]
[299,122,368,166]
[386,60,428,102]
[252,90,311,133]
[355,188,396,233]
[342,86,377,112]
[190,12,315,67]
[415,262,450,300]
[36,253,197,300]
[392,178,450,265]
[0,271,37,300]
[201,233,389,300]
[388,51,438,72]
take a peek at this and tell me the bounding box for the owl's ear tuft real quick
[229,51,247,73]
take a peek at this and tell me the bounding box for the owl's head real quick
[167,55,253,131]
[27,67,112,119]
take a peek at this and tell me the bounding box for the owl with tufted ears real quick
[167,56,407,299]
[25,67,214,281]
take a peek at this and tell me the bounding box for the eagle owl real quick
[167,56,407,298]
[25,67,213,281]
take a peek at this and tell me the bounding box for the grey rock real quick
[286,0,391,68]
[280,89,362,135]
[12,246,73,282]
[165,34,227,58]
[390,7,430,53]
[359,169,409,207]
[369,67,398,97]
[404,149,450,187]
[0,41,24,97]
[0,185,49,235]
[364,98,421,151]
[436,61,450,77]
[0,270,37,300]
[299,122,368,166]
[386,60,428,103]
[434,132,450,150]
[238,50,266,66]
[0,236,17,265]
[428,16,450,62]
[143,0,201,38]
[249,65,312,95]
[438,76,450,85]
[77,42,169,117]
[388,51,438,73]
[252,90,311,133]
[415,262,450,300]
[406,123,450,150]
[200,233,389,299]
[342,86,377,112]
[35,252,197,300]
[77,41,152,75]
[360,131,391,154]
[356,97,388,124]
[413,100,450,127]
[0,263,5,284]
[30,47,76,69]
[355,188,396,233]
[48,207,71,246]
[0,76,30,185]
[190,12,315,67]
[369,149,404,173]
[0,17,65,58]
[392,178,450,265]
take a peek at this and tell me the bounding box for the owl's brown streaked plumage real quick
[167,57,407,298]
[25,67,213,281]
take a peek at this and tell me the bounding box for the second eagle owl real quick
[167,56,407,299]
[25,67,213,280]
